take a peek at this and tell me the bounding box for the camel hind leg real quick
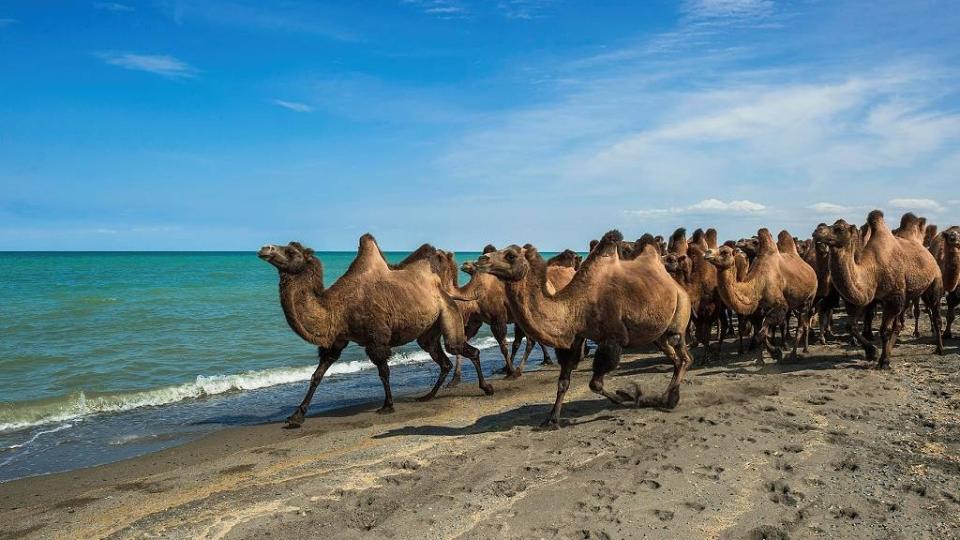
[416,327,453,402]
[367,345,397,413]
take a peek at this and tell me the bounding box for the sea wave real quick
[0,336,503,434]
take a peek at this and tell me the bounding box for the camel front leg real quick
[945,292,958,339]
[922,282,944,355]
[588,341,631,406]
[488,320,516,378]
[877,300,904,370]
[758,308,785,363]
[542,339,584,429]
[287,342,347,428]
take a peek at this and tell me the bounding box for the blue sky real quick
[2,0,959,250]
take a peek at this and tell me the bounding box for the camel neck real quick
[503,268,577,349]
[715,265,759,315]
[277,265,337,347]
[943,248,960,293]
[828,246,874,306]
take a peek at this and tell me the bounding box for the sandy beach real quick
[1,330,959,540]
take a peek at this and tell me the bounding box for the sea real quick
[0,251,554,483]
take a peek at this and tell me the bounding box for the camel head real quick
[547,249,580,268]
[813,220,858,249]
[944,227,960,249]
[662,252,690,277]
[475,245,528,281]
[258,242,318,274]
[735,237,759,258]
[461,260,477,275]
[702,245,737,270]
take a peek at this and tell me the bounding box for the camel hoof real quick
[504,372,521,380]
[444,377,461,389]
[875,362,891,371]
[285,414,304,429]
[615,389,636,403]
[415,394,436,402]
[944,332,953,340]
[864,345,878,361]
[538,417,561,430]
[663,387,680,410]
[481,384,495,396]
[541,359,555,366]
[376,405,396,414]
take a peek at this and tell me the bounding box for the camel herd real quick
[258,209,959,428]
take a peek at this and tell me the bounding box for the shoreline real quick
[1,335,959,539]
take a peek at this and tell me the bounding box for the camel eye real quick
[505,252,517,262]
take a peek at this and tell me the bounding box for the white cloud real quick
[888,198,944,212]
[95,228,118,234]
[93,2,134,12]
[807,202,852,214]
[627,198,767,217]
[273,100,313,113]
[97,52,198,78]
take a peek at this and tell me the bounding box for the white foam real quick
[0,337,503,433]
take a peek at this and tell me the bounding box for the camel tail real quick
[776,230,798,254]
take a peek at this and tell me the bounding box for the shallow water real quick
[0,251,553,482]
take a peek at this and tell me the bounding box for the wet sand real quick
[2,328,959,539]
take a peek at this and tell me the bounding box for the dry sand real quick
[1,327,959,539]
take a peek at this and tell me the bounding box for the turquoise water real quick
[0,251,552,482]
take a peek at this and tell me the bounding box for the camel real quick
[813,211,944,368]
[930,226,960,338]
[662,228,725,359]
[437,247,550,383]
[474,231,693,428]
[801,230,840,344]
[704,229,817,361]
[259,236,493,427]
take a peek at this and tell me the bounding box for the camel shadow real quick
[371,395,663,439]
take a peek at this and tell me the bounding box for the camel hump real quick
[588,239,599,253]
[706,228,718,249]
[669,228,687,255]
[397,243,438,268]
[776,230,798,254]
[482,244,497,254]
[757,228,777,254]
[582,230,622,266]
[867,209,885,228]
[690,228,705,244]
[924,224,939,247]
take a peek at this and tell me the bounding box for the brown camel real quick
[437,248,548,382]
[930,226,960,338]
[813,211,944,368]
[662,228,726,360]
[801,230,841,344]
[704,229,817,361]
[259,236,493,427]
[475,230,693,428]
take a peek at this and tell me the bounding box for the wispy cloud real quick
[93,2,134,12]
[627,198,767,217]
[273,99,313,113]
[497,0,555,20]
[401,0,468,19]
[97,52,199,78]
[0,18,18,28]
[888,198,944,212]
[165,1,363,42]
[682,0,774,22]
